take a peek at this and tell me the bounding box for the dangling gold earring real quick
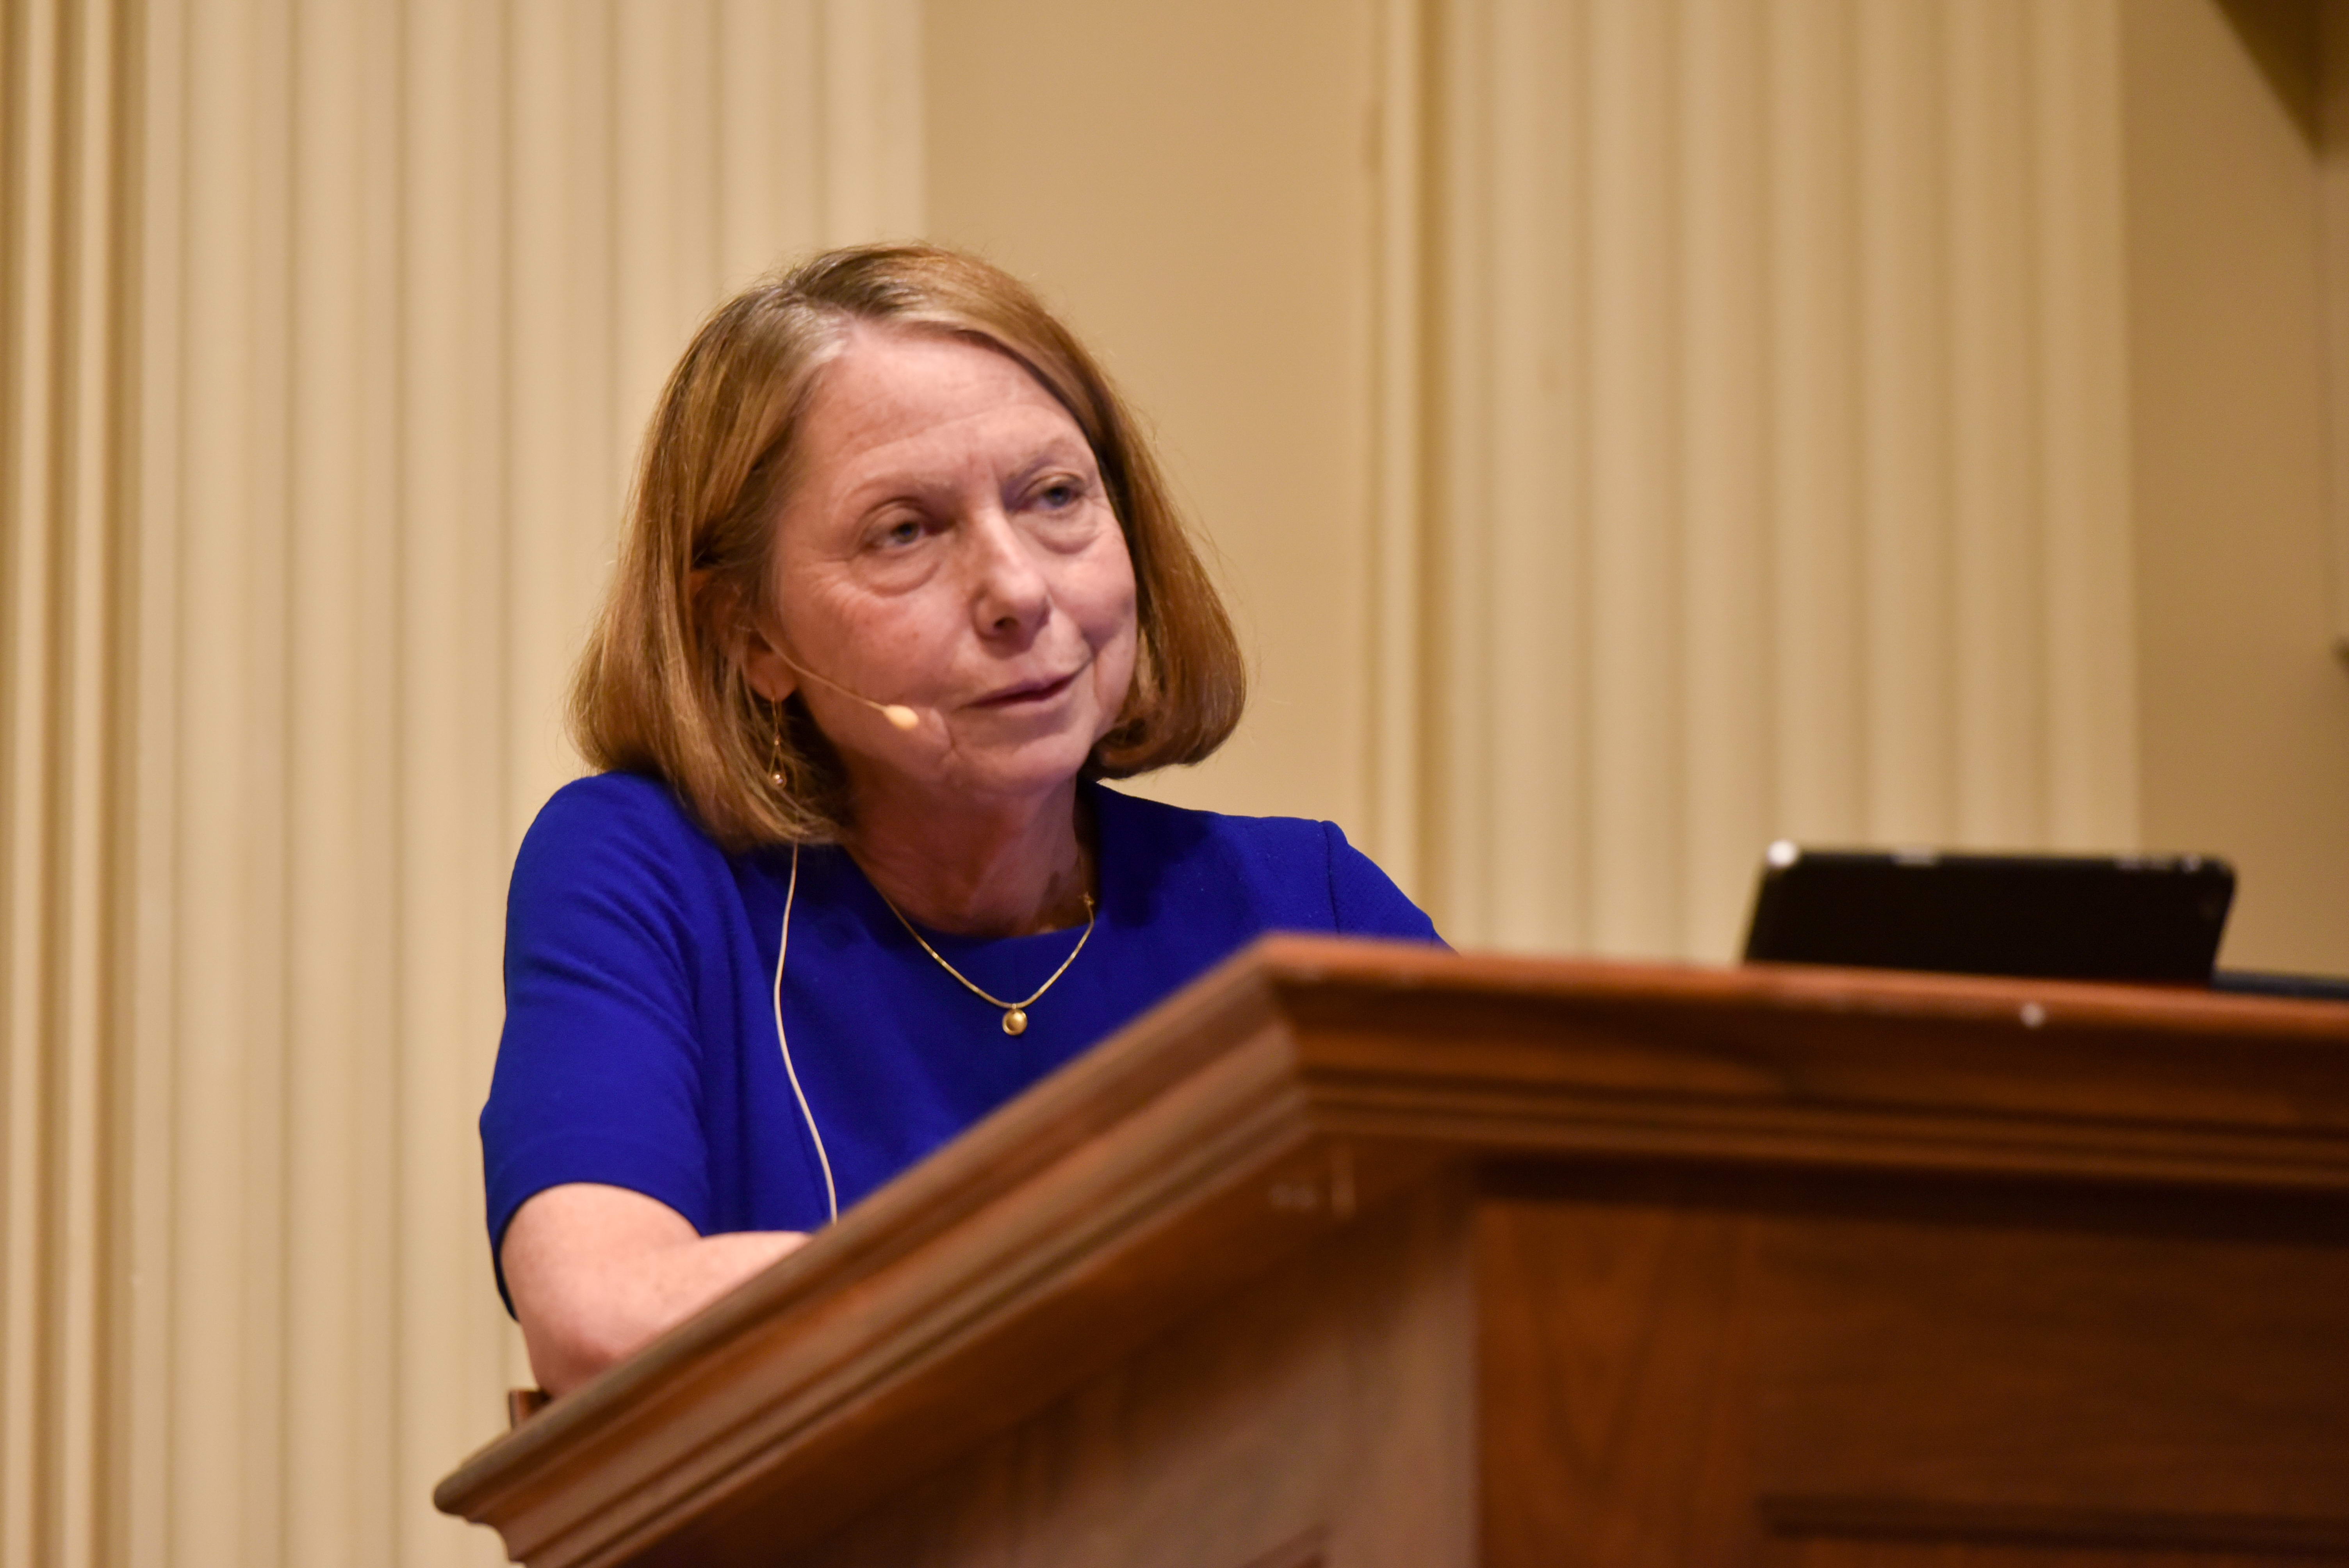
[767,702,787,789]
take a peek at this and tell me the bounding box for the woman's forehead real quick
[795,326,1094,490]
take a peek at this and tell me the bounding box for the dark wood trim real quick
[1760,1494,2349,1554]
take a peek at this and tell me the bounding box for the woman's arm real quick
[501,1182,807,1395]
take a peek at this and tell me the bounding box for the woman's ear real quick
[740,623,799,704]
[693,570,797,704]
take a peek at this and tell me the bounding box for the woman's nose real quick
[965,506,1051,638]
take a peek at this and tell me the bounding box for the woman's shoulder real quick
[511,771,739,912]
[1093,783,1440,943]
[528,767,698,835]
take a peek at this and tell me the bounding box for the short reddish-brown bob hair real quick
[569,243,1246,849]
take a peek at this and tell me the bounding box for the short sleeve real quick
[1322,820,1446,944]
[481,777,720,1301]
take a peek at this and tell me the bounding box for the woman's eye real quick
[876,517,924,548]
[1034,478,1082,510]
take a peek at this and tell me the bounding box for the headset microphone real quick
[771,647,921,731]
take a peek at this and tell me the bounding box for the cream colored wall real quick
[1,3,920,1564]
[1425,0,2140,958]
[2124,0,2349,971]
[928,0,2349,971]
[2327,0,2349,659]
[922,0,1402,853]
[925,1,2151,960]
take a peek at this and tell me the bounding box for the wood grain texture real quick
[782,1181,1473,1568]
[1780,1547,2301,1568]
[1750,1219,2349,1522]
[1281,946,2349,1192]
[1478,1197,1759,1564]
[432,939,2349,1565]
[1767,1494,2349,1559]
[1481,1172,2349,1568]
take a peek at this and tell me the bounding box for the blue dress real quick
[481,771,1441,1296]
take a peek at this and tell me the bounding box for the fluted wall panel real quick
[1425,0,2139,958]
[2,5,133,1566]
[3,2,921,1563]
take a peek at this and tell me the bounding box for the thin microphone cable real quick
[771,843,838,1224]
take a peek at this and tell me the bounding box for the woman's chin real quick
[930,729,1102,804]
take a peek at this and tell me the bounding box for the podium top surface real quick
[434,939,2349,1566]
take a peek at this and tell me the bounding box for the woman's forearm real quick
[503,1183,808,1395]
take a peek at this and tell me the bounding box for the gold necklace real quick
[877,886,1096,1035]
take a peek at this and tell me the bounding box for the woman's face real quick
[752,324,1140,811]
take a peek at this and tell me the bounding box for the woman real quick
[484,244,1439,1396]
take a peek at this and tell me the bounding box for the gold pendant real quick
[1002,1007,1028,1036]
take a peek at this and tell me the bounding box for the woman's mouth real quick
[973,670,1078,708]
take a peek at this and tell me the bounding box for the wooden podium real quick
[435,937,2349,1566]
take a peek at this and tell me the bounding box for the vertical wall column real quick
[2,4,134,1567]
[3,2,921,1564]
[2324,0,2349,661]
[1422,0,2139,958]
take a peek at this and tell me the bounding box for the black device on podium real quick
[1741,844,2237,985]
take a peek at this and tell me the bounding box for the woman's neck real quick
[841,776,1093,937]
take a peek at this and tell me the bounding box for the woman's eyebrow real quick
[832,434,1094,515]
[837,462,953,513]
[1004,442,1094,490]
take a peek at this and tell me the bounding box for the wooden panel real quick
[1753,1216,2349,1518]
[1766,1493,2349,1557]
[1478,1170,2349,1568]
[1783,1547,2289,1568]
[435,942,2349,1565]
[1478,1193,1759,1564]
[785,1182,1476,1568]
